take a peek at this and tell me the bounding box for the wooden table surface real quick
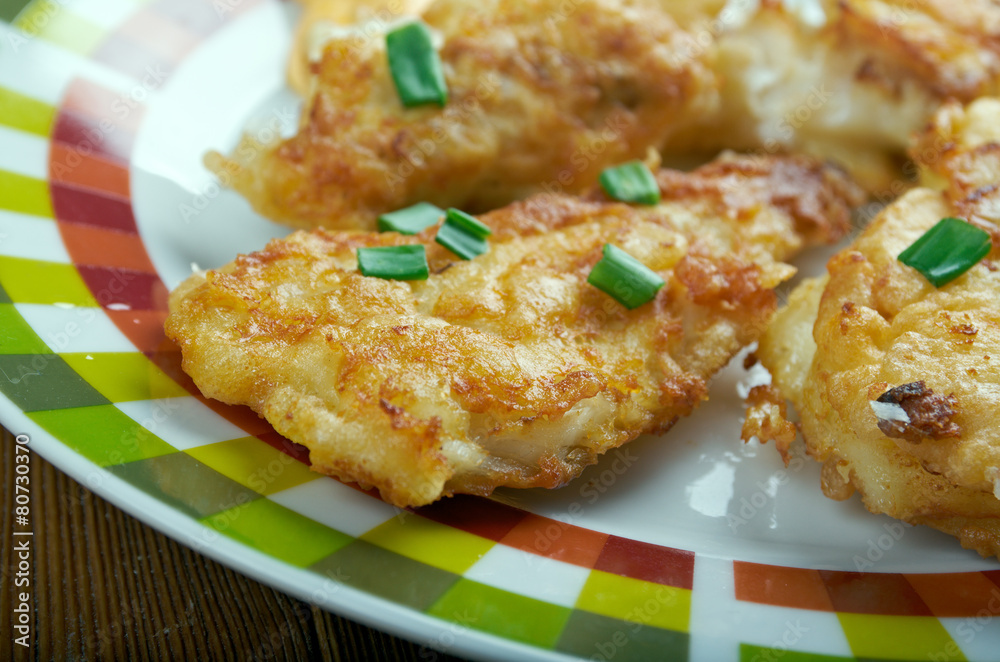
[1,428,470,661]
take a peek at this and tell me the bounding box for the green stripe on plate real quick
[108,453,262,520]
[575,570,691,633]
[186,437,318,496]
[61,352,189,403]
[0,303,51,355]
[0,86,55,137]
[200,498,352,568]
[837,614,965,661]
[311,540,459,611]
[0,353,108,412]
[0,0,32,23]
[427,578,572,650]
[0,257,97,306]
[0,169,52,218]
[29,403,175,466]
[558,610,689,662]
[13,2,106,55]
[739,645,850,662]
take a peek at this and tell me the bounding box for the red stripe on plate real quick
[818,570,932,617]
[51,183,137,232]
[76,265,168,311]
[52,110,134,165]
[416,496,527,542]
[594,536,695,590]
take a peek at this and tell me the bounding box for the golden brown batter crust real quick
[168,154,861,507]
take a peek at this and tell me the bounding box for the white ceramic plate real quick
[1,2,998,660]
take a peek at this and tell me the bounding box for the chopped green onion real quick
[378,202,444,235]
[897,217,992,288]
[599,161,660,206]
[386,21,448,108]
[444,208,491,238]
[435,208,491,260]
[587,244,664,309]
[357,245,429,280]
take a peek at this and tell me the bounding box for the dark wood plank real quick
[1,429,470,661]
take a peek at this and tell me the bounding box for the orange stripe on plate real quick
[500,514,609,569]
[733,561,835,612]
[58,223,156,273]
[50,143,130,199]
[905,572,1000,618]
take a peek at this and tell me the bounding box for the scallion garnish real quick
[444,208,491,238]
[599,161,661,206]
[587,244,664,309]
[386,21,448,108]
[435,208,491,260]
[357,245,429,280]
[378,202,444,235]
[897,217,992,288]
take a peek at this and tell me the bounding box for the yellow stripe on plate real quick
[14,1,107,55]
[0,87,56,138]
[0,169,52,219]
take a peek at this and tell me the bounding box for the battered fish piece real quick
[758,98,1000,557]
[681,0,1000,193]
[167,153,861,507]
[209,0,717,231]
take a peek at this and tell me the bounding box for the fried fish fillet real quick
[167,153,861,507]
[209,0,717,231]
[676,0,1000,193]
[757,98,1000,557]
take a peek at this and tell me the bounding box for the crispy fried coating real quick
[210,0,717,231]
[168,154,861,507]
[758,98,1000,557]
[681,0,1000,193]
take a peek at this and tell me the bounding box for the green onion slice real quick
[386,21,448,108]
[897,217,992,288]
[378,202,444,235]
[435,208,491,260]
[357,245,429,280]
[587,244,664,309]
[444,208,491,238]
[599,161,661,206]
